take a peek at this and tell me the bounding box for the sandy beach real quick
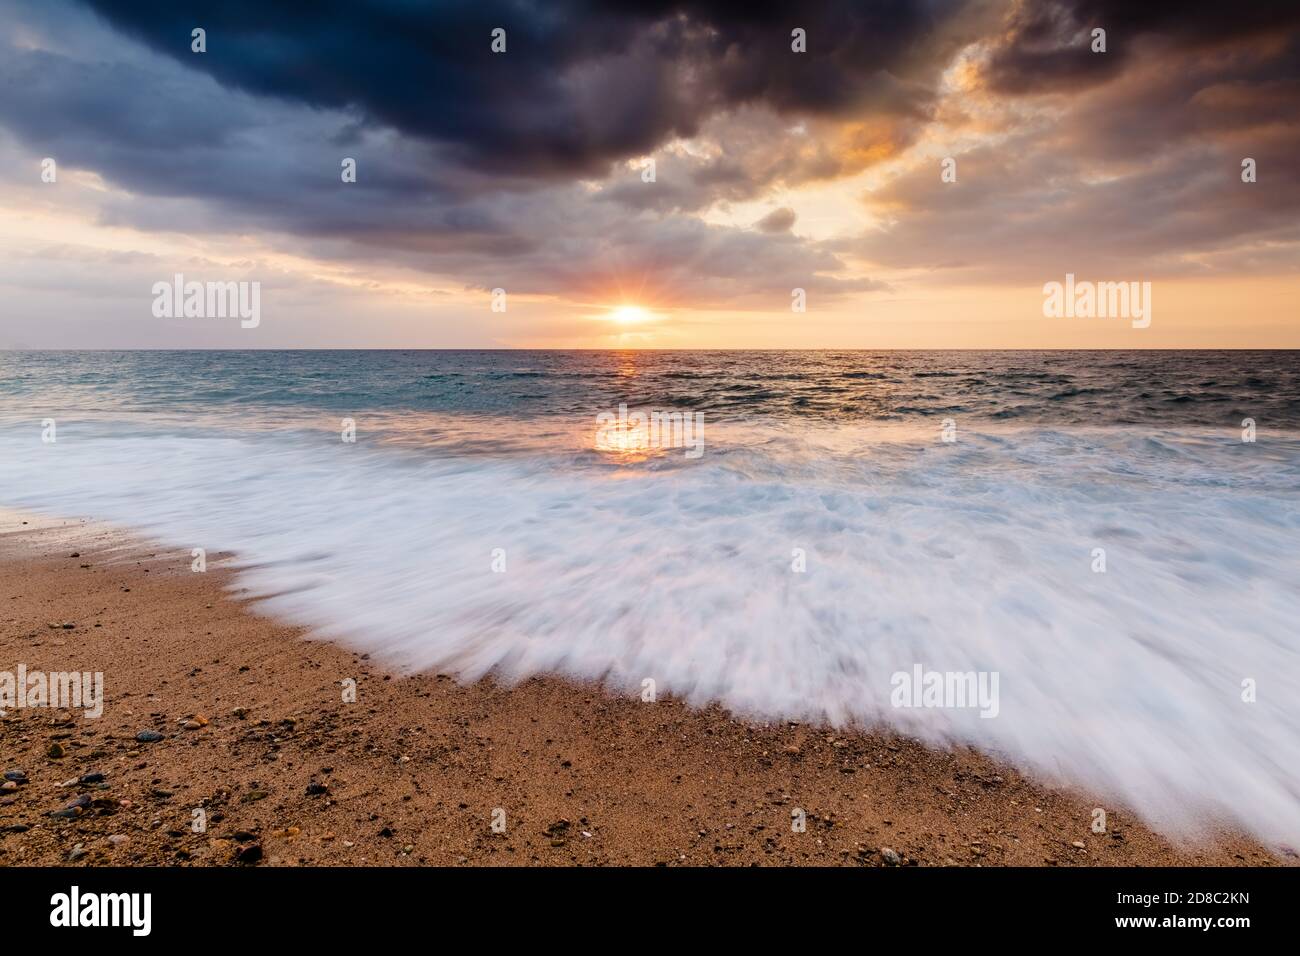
[0,511,1281,868]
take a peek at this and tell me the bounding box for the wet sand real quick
[0,513,1280,866]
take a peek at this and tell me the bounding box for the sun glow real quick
[608,305,652,325]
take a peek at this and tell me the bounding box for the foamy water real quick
[3,416,1299,846]
[1,350,1298,847]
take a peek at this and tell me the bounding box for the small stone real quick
[79,772,105,784]
[235,843,264,865]
[0,781,17,792]
[881,846,902,866]
[306,783,330,796]
[46,743,65,759]
[135,730,164,743]
[182,720,203,730]
[231,707,248,718]
[1071,840,1086,849]
[3,770,27,784]
[107,834,129,846]
[68,843,87,861]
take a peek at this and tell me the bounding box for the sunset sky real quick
[1,0,1297,349]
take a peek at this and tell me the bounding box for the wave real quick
[2,418,1299,847]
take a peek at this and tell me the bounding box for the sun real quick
[608,305,652,325]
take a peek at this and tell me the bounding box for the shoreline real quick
[0,513,1282,866]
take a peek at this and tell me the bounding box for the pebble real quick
[46,743,65,759]
[306,783,330,796]
[0,781,17,792]
[1071,840,1086,849]
[235,844,264,865]
[135,730,164,743]
[68,844,87,861]
[79,772,105,784]
[881,846,902,866]
[107,834,129,846]
[3,770,27,784]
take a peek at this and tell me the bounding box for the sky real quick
[0,0,1297,349]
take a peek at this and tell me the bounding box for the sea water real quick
[1,349,1297,846]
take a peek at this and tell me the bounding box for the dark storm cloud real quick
[2,0,1295,307]
[982,0,1300,94]
[0,0,930,303]
[80,0,981,177]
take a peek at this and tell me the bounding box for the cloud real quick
[0,0,1294,326]
[754,207,797,233]
[80,0,981,177]
[849,0,1300,282]
[980,0,1300,94]
[0,0,906,309]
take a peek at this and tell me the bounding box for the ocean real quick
[1,349,1298,846]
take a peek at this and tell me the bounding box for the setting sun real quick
[608,305,652,325]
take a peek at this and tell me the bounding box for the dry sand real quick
[0,512,1281,867]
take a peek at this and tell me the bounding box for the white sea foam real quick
[2,419,1298,847]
